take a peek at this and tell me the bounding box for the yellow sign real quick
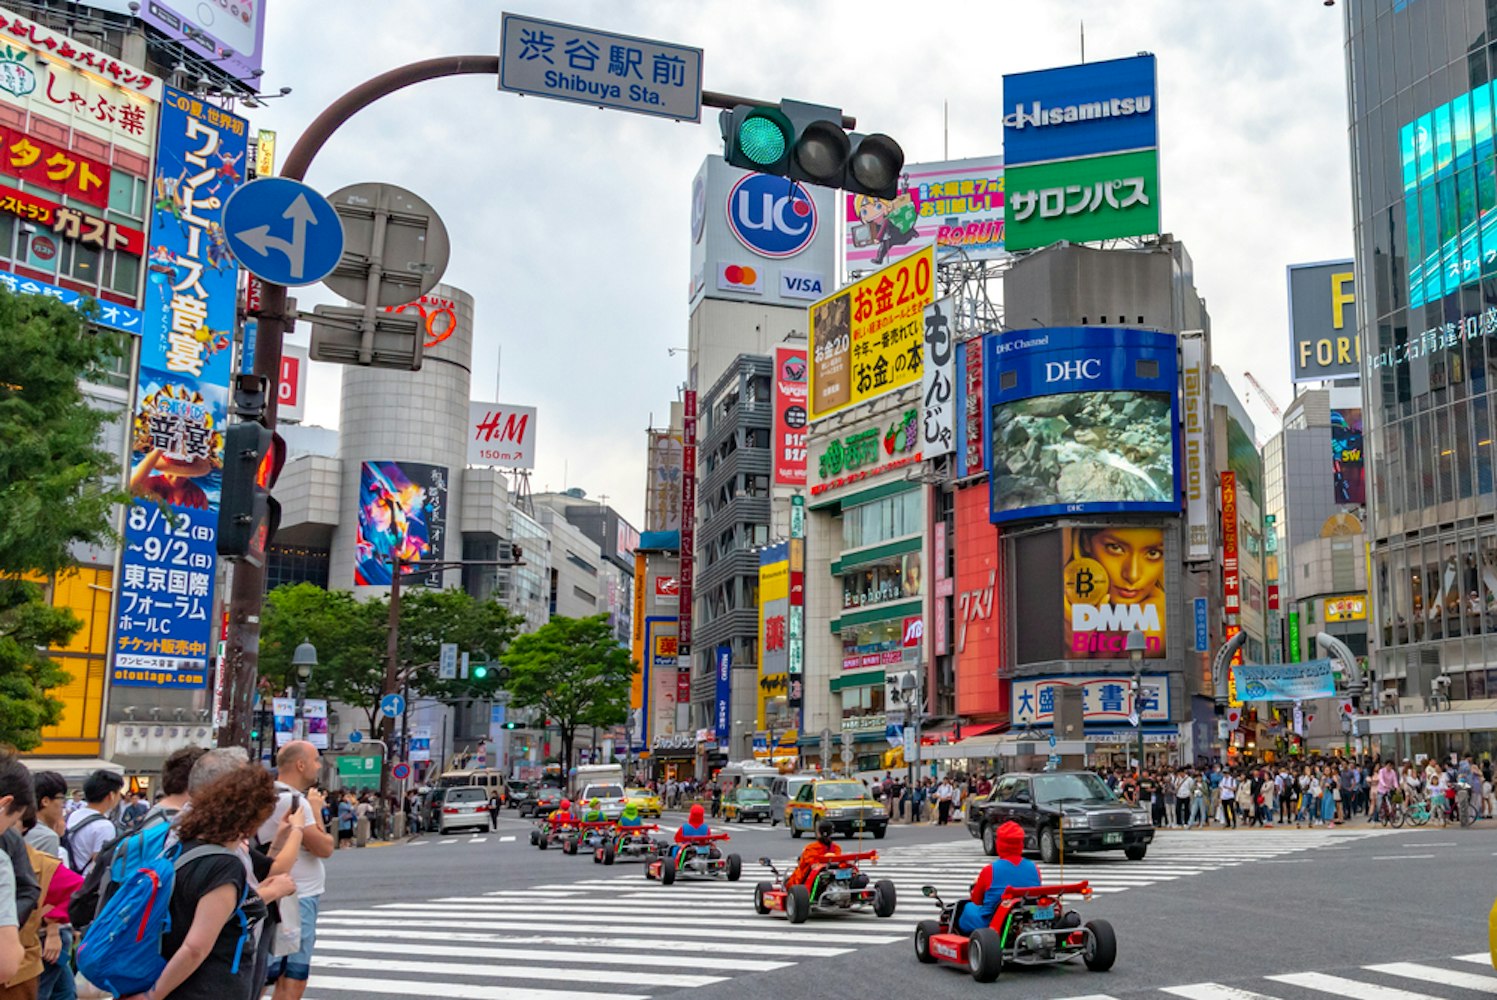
[1324,594,1367,622]
[808,245,934,420]
[254,129,277,178]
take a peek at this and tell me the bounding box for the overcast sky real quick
[252,1,1352,528]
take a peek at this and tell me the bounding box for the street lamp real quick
[291,639,317,740]
[1125,628,1147,773]
[900,670,920,789]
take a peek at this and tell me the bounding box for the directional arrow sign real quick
[223,177,344,286]
[379,693,405,719]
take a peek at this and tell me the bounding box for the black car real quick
[520,783,563,818]
[965,770,1154,863]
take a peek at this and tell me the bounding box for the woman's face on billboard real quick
[1085,528,1164,604]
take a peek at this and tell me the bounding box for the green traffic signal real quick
[472,664,489,680]
[723,105,793,173]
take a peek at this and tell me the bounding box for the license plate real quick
[1104,833,1123,845]
[1033,906,1055,921]
[834,868,852,879]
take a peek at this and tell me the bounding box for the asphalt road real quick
[307,812,1497,1000]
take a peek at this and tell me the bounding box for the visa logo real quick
[780,269,826,300]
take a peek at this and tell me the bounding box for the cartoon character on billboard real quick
[1062,527,1166,659]
[354,462,440,585]
[851,189,919,265]
[1331,409,1365,505]
[127,380,224,509]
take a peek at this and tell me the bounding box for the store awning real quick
[20,758,124,781]
[961,723,1003,740]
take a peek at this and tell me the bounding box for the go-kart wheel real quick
[661,857,677,886]
[980,823,998,857]
[967,927,1004,982]
[538,836,548,851]
[564,839,577,856]
[787,884,810,924]
[726,853,742,882]
[592,850,601,864]
[1040,826,1060,865]
[1083,918,1117,972]
[873,878,897,918]
[603,844,616,865]
[1124,844,1147,861]
[754,881,772,915]
[914,919,940,963]
[529,829,539,846]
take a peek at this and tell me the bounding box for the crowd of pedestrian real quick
[0,739,335,1000]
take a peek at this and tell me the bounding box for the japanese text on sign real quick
[0,121,109,207]
[0,266,141,333]
[0,182,143,255]
[0,12,159,95]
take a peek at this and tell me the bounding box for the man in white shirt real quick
[63,770,122,876]
[259,740,332,1000]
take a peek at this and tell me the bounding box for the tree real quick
[0,290,126,748]
[501,615,633,774]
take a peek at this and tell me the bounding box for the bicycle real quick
[1376,792,1405,828]
[1404,795,1431,827]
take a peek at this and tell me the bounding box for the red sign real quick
[901,615,924,648]
[279,353,301,409]
[962,340,985,474]
[773,346,808,486]
[1267,584,1280,612]
[764,614,786,652]
[678,390,697,655]
[0,10,158,93]
[0,182,142,255]
[0,124,109,208]
[955,485,1007,721]
[654,576,679,597]
[385,294,458,347]
[676,669,691,702]
[245,275,262,315]
[1221,472,1240,615]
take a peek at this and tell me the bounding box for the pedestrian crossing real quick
[1055,952,1497,999]
[306,827,1397,999]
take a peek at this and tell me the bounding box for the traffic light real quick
[472,663,488,680]
[217,418,285,568]
[720,99,905,198]
[504,720,516,731]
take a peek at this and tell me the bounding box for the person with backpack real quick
[0,751,40,985]
[257,742,332,1000]
[62,772,122,878]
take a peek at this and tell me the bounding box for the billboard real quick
[842,155,1004,271]
[808,244,934,420]
[714,645,731,745]
[113,87,245,690]
[1332,408,1366,505]
[1002,54,1159,167]
[920,297,956,458]
[1013,674,1169,725]
[1061,526,1166,659]
[1005,149,1160,252]
[1222,472,1240,615]
[353,461,449,587]
[1287,261,1358,382]
[644,429,683,532]
[772,346,808,486]
[643,616,679,742]
[1234,660,1336,702]
[984,327,1179,522]
[138,0,267,90]
[759,543,789,687]
[955,486,1007,720]
[468,401,538,469]
[955,338,986,479]
[810,404,923,497]
[679,390,697,659]
[278,343,307,424]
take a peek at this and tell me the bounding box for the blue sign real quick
[380,693,406,719]
[222,177,344,286]
[490,704,506,728]
[239,318,257,375]
[726,174,818,259]
[1194,598,1209,653]
[114,87,247,691]
[1002,54,1158,168]
[984,327,1180,524]
[1234,660,1337,702]
[714,644,732,745]
[0,269,143,336]
[348,730,364,744]
[391,762,412,781]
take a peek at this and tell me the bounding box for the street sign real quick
[1047,733,1057,748]
[391,762,412,781]
[1045,754,1062,771]
[379,693,405,719]
[1127,712,1141,728]
[223,178,345,286]
[839,745,854,765]
[322,182,450,307]
[348,730,364,744]
[439,642,459,680]
[498,13,704,123]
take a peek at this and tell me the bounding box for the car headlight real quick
[827,809,847,818]
[1064,815,1090,829]
[1131,811,1152,826]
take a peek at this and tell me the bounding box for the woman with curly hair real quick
[120,766,292,1000]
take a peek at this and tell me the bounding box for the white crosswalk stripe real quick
[1094,954,1497,1000]
[308,827,1396,999]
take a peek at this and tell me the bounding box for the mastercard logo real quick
[716,262,763,294]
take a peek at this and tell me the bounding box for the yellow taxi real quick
[785,778,888,840]
[624,787,662,818]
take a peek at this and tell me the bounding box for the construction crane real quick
[1243,371,1284,421]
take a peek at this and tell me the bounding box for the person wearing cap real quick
[581,798,605,823]
[787,819,841,888]
[551,799,575,825]
[617,802,644,830]
[670,803,712,860]
[958,820,1041,933]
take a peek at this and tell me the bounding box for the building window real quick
[841,556,922,610]
[842,490,921,549]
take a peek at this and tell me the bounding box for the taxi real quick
[624,787,662,818]
[785,778,888,840]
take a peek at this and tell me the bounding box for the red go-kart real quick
[753,851,895,924]
[594,824,663,865]
[914,881,1115,983]
[645,832,741,885]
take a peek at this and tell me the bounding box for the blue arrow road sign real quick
[379,693,405,719]
[222,177,344,286]
[348,730,363,744]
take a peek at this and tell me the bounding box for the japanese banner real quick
[843,155,1005,271]
[920,297,956,457]
[808,244,934,420]
[772,346,807,486]
[1012,674,1170,725]
[1222,471,1240,614]
[0,181,143,254]
[112,88,246,689]
[0,121,109,206]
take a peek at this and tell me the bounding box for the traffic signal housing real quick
[217,420,285,567]
[720,99,905,198]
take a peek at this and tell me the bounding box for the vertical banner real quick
[1332,408,1365,505]
[1193,597,1209,653]
[788,495,806,724]
[114,87,247,689]
[1221,472,1240,615]
[353,462,449,587]
[678,390,697,661]
[921,297,957,457]
[1287,611,1302,663]
[714,644,731,744]
[409,727,432,763]
[272,697,295,747]
[772,346,808,485]
[303,699,328,751]
[1180,332,1209,560]
[955,338,987,478]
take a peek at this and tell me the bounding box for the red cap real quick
[688,803,705,825]
[997,821,1024,863]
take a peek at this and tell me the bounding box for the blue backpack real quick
[75,844,249,997]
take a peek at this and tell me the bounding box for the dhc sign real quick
[727,174,819,259]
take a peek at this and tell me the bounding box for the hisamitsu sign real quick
[499,13,703,122]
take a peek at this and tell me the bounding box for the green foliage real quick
[502,615,633,771]
[0,580,74,750]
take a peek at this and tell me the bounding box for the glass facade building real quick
[1348,1,1497,698]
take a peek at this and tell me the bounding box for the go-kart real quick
[529,813,578,851]
[595,824,664,865]
[914,882,1115,983]
[753,851,895,924]
[645,832,741,884]
[560,819,617,855]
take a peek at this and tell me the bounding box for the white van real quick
[719,761,779,793]
[768,773,821,827]
[572,763,623,795]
